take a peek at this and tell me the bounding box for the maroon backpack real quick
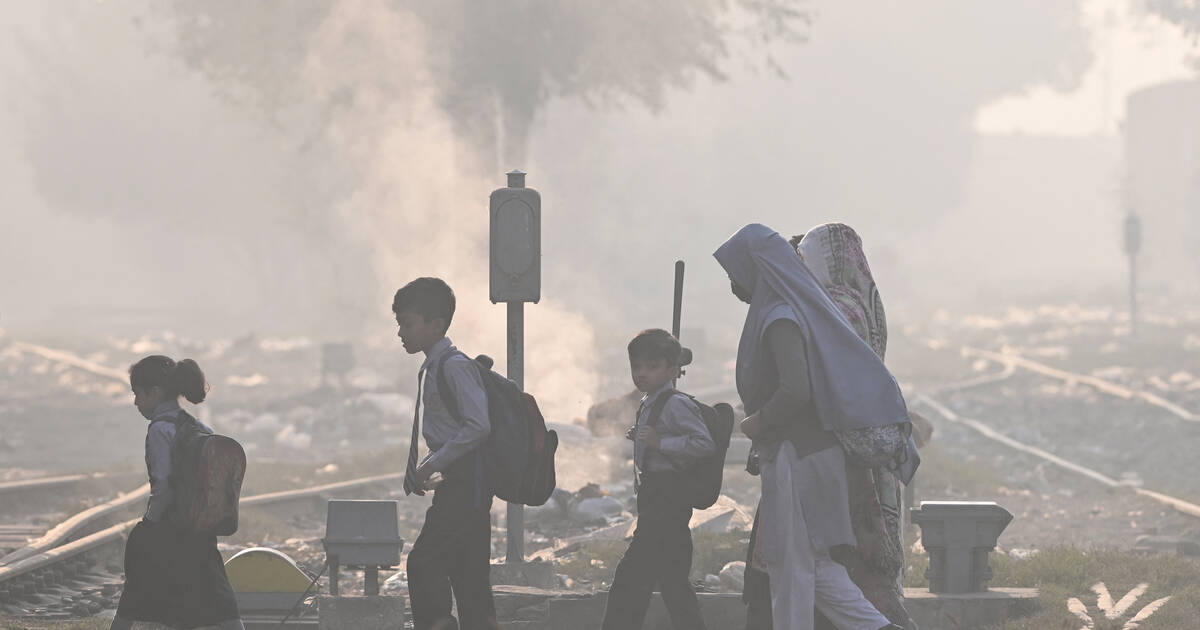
[166,413,247,536]
[436,352,558,506]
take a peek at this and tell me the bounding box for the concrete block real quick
[318,595,406,630]
[493,585,556,621]
[544,591,746,630]
[546,591,608,630]
[491,560,557,589]
[911,501,1013,593]
[500,622,548,630]
[904,587,1039,630]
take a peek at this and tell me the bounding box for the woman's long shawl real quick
[798,223,888,359]
[714,223,918,481]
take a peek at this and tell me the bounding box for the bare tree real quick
[1147,0,1200,42]
[157,0,810,168]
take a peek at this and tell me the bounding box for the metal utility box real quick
[323,500,402,596]
[489,170,541,304]
[910,501,1013,594]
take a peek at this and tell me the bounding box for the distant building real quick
[1125,80,1200,291]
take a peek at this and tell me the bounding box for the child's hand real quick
[412,461,436,495]
[424,472,444,491]
[636,426,662,449]
[625,425,636,441]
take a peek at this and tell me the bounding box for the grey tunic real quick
[756,319,855,551]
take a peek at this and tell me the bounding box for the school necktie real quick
[633,400,646,490]
[403,366,428,495]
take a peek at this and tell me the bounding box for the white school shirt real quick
[418,337,492,472]
[633,382,715,474]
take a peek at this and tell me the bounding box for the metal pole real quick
[672,260,685,340]
[1129,254,1138,337]
[506,300,525,563]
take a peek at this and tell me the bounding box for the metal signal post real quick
[490,170,541,563]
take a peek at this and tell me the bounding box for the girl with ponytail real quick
[111,355,245,630]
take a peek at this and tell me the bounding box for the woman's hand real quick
[740,412,761,439]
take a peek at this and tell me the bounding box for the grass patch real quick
[989,547,1200,630]
[905,546,1200,629]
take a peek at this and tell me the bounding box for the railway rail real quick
[0,472,404,616]
[914,347,1200,521]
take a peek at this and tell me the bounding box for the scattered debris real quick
[719,561,745,592]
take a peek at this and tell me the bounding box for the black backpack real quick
[162,413,246,536]
[436,352,558,507]
[646,389,734,510]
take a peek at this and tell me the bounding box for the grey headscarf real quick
[714,223,911,435]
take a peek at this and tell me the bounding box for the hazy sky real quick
[977,0,1196,136]
[1,0,1196,351]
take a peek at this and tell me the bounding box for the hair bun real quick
[172,358,209,404]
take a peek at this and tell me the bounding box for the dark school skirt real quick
[115,519,241,628]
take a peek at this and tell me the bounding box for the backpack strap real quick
[646,388,681,429]
[432,350,487,508]
[645,388,690,471]
[434,350,471,424]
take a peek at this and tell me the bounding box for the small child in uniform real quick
[601,329,714,630]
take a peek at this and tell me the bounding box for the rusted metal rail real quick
[0,474,91,496]
[0,471,403,611]
[9,341,128,383]
[917,378,1200,521]
[0,484,150,566]
[961,345,1197,422]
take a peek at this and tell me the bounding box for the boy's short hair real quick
[627,329,682,365]
[392,277,456,333]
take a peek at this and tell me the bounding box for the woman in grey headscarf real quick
[715,224,910,630]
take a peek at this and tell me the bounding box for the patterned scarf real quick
[797,223,888,359]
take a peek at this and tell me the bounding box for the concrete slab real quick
[489,585,1040,629]
[242,613,318,629]
[493,584,556,622]
[544,591,745,630]
[317,595,406,630]
[904,587,1040,630]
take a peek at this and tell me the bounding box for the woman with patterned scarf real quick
[717,224,911,630]
[742,223,916,629]
[797,223,914,629]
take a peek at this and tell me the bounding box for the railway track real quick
[914,346,1200,524]
[0,472,404,617]
[8,337,1200,619]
